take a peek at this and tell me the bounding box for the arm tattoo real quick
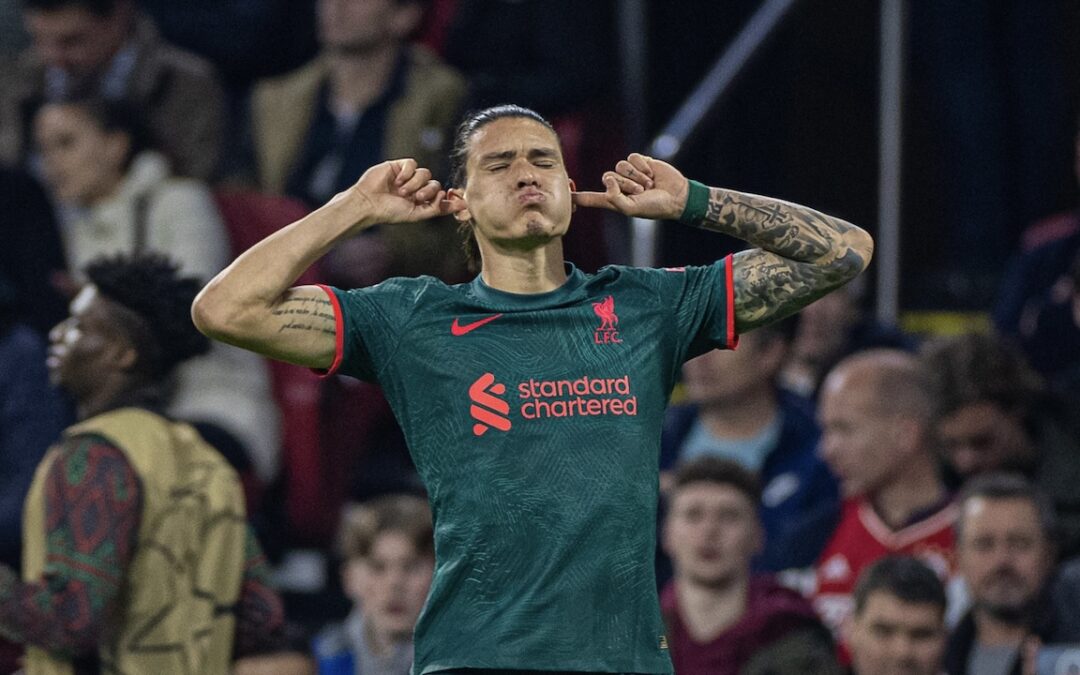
[272,293,336,336]
[0,435,141,655]
[700,188,873,331]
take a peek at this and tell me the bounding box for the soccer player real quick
[192,104,874,674]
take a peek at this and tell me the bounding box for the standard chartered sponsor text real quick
[517,375,638,419]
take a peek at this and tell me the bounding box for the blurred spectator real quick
[944,473,1080,675]
[921,332,1080,558]
[660,316,840,571]
[847,556,948,675]
[314,495,434,675]
[1006,234,1080,384]
[0,253,288,672]
[0,0,226,180]
[0,273,72,674]
[33,96,282,485]
[0,166,68,337]
[779,285,915,400]
[994,117,1080,339]
[249,0,467,284]
[814,350,957,642]
[660,457,841,675]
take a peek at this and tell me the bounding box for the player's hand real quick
[329,159,460,231]
[572,153,690,220]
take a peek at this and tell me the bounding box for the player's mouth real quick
[518,189,546,205]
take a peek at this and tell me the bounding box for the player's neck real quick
[326,44,401,114]
[869,454,946,530]
[675,573,749,642]
[698,388,778,439]
[479,241,567,294]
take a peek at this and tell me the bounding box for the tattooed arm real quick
[573,153,873,332]
[0,434,140,656]
[697,188,872,331]
[192,159,457,369]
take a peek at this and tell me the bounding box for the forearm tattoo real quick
[700,188,872,331]
[272,293,336,336]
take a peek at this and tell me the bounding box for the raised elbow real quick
[191,283,232,341]
[838,225,874,278]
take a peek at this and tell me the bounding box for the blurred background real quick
[1,0,1078,657]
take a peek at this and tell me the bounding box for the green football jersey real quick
[321,257,736,674]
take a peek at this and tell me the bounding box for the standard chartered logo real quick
[469,373,512,436]
[468,373,638,436]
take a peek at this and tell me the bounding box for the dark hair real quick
[671,456,762,505]
[338,494,434,560]
[956,471,1058,544]
[22,0,121,17]
[852,555,946,616]
[84,253,209,378]
[920,332,1044,420]
[448,105,557,271]
[42,97,149,170]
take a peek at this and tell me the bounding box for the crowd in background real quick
[0,0,1079,673]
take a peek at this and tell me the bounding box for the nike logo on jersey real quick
[451,313,504,336]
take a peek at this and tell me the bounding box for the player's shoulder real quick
[338,274,460,302]
[586,262,716,293]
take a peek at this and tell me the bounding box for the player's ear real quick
[447,188,471,222]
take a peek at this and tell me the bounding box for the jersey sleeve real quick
[665,253,738,361]
[316,279,421,381]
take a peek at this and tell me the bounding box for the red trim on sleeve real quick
[312,284,345,378]
[724,253,739,349]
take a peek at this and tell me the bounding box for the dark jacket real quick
[945,569,1080,675]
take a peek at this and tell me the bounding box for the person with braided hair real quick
[0,253,291,675]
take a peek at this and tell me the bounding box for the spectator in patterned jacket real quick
[0,253,287,673]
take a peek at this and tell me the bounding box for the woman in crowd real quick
[34,97,281,487]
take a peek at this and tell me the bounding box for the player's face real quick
[47,286,128,398]
[817,371,908,498]
[344,532,433,639]
[454,117,573,254]
[35,103,128,205]
[958,497,1052,619]
[25,5,126,80]
[937,402,1034,478]
[682,334,782,406]
[663,483,761,587]
[848,591,946,675]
